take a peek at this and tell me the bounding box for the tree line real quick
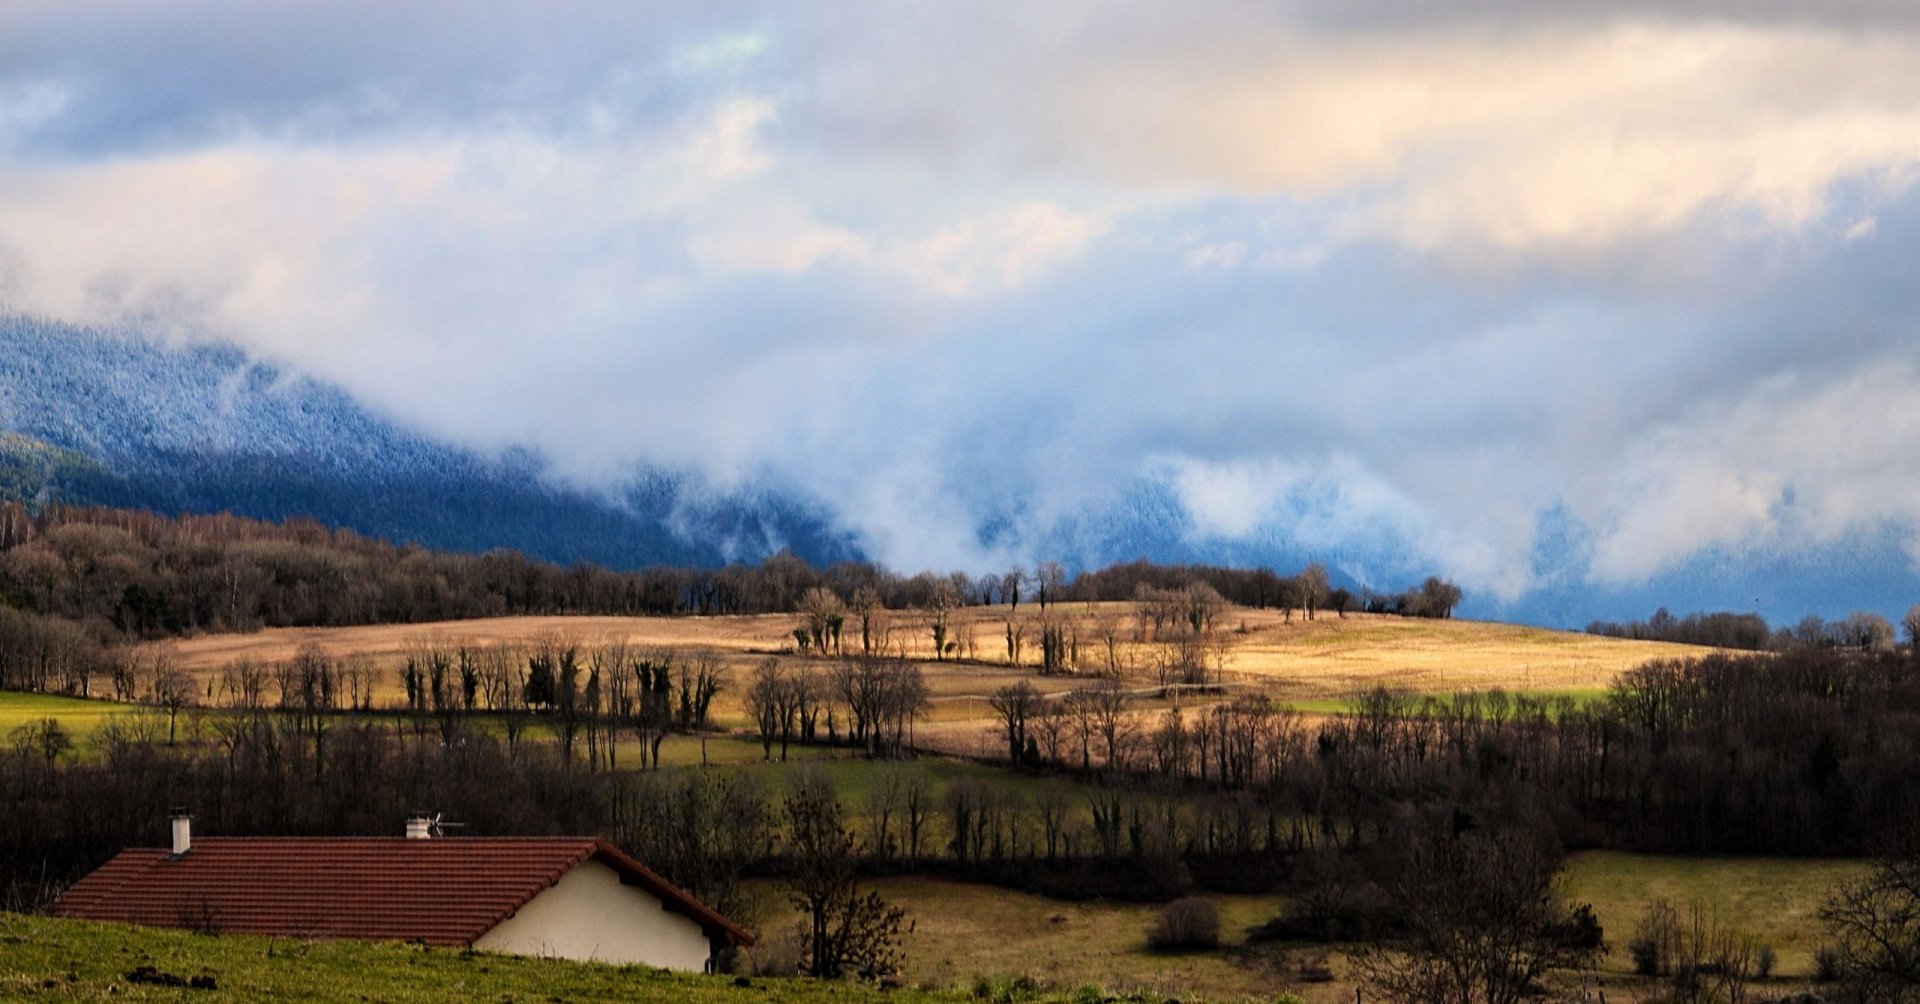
[1589,604,1920,653]
[17,645,1920,996]
[12,645,1920,903]
[0,501,1467,697]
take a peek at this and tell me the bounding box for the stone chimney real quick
[405,812,432,840]
[170,808,192,856]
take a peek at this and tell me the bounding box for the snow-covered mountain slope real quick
[0,314,859,570]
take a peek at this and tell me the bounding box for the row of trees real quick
[743,658,929,761]
[951,647,1920,860]
[1590,605,1920,653]
[1068,561,1463,621]
[0,502,1459,646]
[78,636,733,776]
[28,629,1920,872]
[16,646,1920,993]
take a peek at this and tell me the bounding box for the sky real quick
[2,2,1919,618]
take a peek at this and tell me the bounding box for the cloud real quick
[892,202,1111,298]
[1584,362,1920,583]
[1,2,1918,617]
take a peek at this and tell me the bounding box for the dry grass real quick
[750,857,1857,1001]
[140,604,1718,757]
[1218,610,1712,699]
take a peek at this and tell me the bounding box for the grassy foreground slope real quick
[0,912,1145,1004]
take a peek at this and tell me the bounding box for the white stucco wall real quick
[471,859,712,971]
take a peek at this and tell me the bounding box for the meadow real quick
[3,858,1856,1004]
[0,691,143,743]
[16,608,1861,1004]
[141,604,1715,757]
[1562,851,1869,976]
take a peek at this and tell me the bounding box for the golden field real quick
[137,603,1717,758]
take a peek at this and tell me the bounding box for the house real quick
[55,813,752,972]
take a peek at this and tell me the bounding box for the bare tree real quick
[340,653,376,712]
[1082,679,1137,773]
[217,658,268,711]
[1841,611,1898,651]
[1420,576,1465,620]
[745,658,790,761]
[598,639,631,770]
[1091,610,1127,678]
[902,770,933,863]
[8,717,73,767]
[1034,779,1073,861]
[782,769,910,980]
[988,680,1042,765]
[676,651,726,729]
[792,663,823,746]
[1030,696,1071,766]
[832,658,883,754]
[495,644,529,757]
[1135,584,1183,641]
[1906,604,1920,659]
[1299,563,1329,621]
[149,651,194,746]
[1349,827,1599,1004]
[477,641,514,711]
[107,648,141,703]
[629,648,673,768]
[1327,587,1355,618]
[925,581,957,661]
[1822,844,1920,996]
[1034,561,1066,610]
[801,586,847,656]
[1037,614,1070,674]
[1003,567,1026,612]
[866,764,906,862]
[848,585,884,656]
[876,661,928,757]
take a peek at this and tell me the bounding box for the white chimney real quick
[405,813,432,840]
[170,808,192,856]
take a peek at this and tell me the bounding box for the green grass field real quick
[854,877,1289,1000]
[1561,851,1869,976]
[0,690,145,744]
[0,910,1289,1003]
[0,841,1866,1002]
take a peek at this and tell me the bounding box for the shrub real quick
[1814,942,1845,982]
[1629,899,1681,976]
[1147,896,1221,951]
[967,975,1042,1003]
[1550,902,1607,952]
[1754,942,1776,980]
[744,926,806,976]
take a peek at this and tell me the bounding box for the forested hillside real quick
[0,314,857,572]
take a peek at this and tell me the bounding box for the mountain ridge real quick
[0,314,860,570]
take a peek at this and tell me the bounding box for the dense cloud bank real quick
[2,3,1918,620]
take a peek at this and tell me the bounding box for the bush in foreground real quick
[1146,896,1219,952]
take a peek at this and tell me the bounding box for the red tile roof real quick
[55,837,752,949]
